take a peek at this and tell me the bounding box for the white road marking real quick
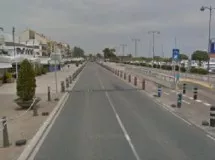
[171,90,176,93]
[171,111,192,126]
[182,100,190,105]
[189,97,193,100]
[207,134,215,141]
[196,99,202,103]
[203,102,211,106]
[97,73,141,160]
[164,92,169,95]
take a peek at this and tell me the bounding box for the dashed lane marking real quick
[203,102,211,106]
[182,100,190,105]
[164,92,169,95]
[195,99,202,103]
[189,97,193,100]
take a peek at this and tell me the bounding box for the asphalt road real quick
[34,62,215,160]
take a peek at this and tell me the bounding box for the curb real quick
[17,63,87,160]
[180,78,214,89]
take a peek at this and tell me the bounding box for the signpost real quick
[172,49,180,89]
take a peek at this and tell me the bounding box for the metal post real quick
[134,77,137,86]
[132,39,140,57]
[158,85,162,97]
[193,87,198,100]
[2,116,9,147]
[61,81,65,92]
[128,75,131,82]
[54,59,58,94]
[210,106,215,127]
[183,83,186,94]
[177,93,182,108]
[12,27,18,79]
[142,79,146,90]
[48,86,51,101]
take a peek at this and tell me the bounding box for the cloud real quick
[0,0,215,56]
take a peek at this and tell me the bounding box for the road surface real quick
[34,62,215,160]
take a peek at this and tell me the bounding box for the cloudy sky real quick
[1,0,215,57]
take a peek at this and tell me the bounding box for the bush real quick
[190,67,208,75]
[153,64,157,68]
[157,65,161,69]
[17,59,36,101]
[76,62,79,67]
[35,64,42,76]
[175,65,179,71]
[180,67,186,72]
[41,67,48,74]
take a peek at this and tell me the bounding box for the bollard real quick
[115,70,117,75]
[158,85,162,97]
[128,75,131,83]
[69,76,72,84]
[183,83,186,94]
[117,70,120,76]
[48,86,51,101]
[124,73,126,80]
[61,81,65,92]
[177,93,182,108]
[210,106,215,127]
[142,79,146,90]
[2,116,9,147]
[66,78,69,88]
[33,105,38,116]
[120,71,123,78]
[134,77,137,86]
[193,87,198,100]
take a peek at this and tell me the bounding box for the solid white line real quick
[182,100,190,105]
[207,134,215,141]
[164,92,169,95]
[203,103,211,106]
[171,111,192,126]
[97,73,141,160]
[196,100,202,103]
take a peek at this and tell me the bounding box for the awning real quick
[0,62,12,69]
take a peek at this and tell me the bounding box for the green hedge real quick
[190,67,208,75]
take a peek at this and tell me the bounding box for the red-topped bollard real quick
[134,77,137,86]
[142,79,146,90]
[128,75,131,83]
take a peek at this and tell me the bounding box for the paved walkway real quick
[0,63,82,160]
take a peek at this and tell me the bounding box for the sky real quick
[1,0,215,57]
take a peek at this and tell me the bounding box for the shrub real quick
[180,67,186,72]
[35,64,42,76]
[76,61,79,67]
[190,67,208,75]
[17,59,36,101]
[153,64,157,68]
[175,65,179,71]
[41,67,48,74]
[157,65,161,69]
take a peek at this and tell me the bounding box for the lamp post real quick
[148,31,160,62]
[12,27,18,79]
[132,38,140,57]
[200,5,215,83]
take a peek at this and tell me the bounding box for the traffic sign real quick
[172,49,180,61]
[211,42,215,53]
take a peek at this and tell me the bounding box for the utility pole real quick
[12,27,18,79]
[162,44,164,58]
[148,31,160,61]
[132,38,140,57]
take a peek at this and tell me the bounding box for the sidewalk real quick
[0,64,82,160]
[104,62,215,137]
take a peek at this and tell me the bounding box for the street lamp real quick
[148,31,160,61]
[200,5,215,83]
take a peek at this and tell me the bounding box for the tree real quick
[179,54,189,60]
[96,53,102,58]
[16,59,36,101]
[191,50,209,66]
[103,48,117,59]
[72,46,85,57]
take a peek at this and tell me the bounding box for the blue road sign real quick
[172,49,180,61]
[211,42,215,53]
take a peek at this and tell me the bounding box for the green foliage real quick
[180,67,186,72]
[103,48,117,60]
[191,50,209,66]
[96,53,102,58]
[35,64,42,76]
[179,54,189,60]
[190,67,208,75]
[72,46,85,57]
[17,59,36,101]
[41,67,48,74]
